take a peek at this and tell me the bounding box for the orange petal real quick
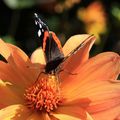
[0,40,42,86]
[86,80,120,120]
[0,39,33,86]
[31,47,46,66]
[61,98,91,110]
[61,79,120,120]
[53,99,89,119]
[90,104,120,120]
[63,34,95,56]
[0,61,28,88]
[7,43,30,64]
[26,112,50,120]
[52,112,94,120]
[76,52,120,80]
[62,76,120,101]
[52,114,82,120]
[0,104,31,119]
[86,112,94,120]
[60,35,95,80]
[11,51,37,85]
[0,79,23,109]
[7,44,45,83]
[7,43,42,85]
[0,39,21,67]
[0,39,12,61]
[54,98,92,120]
[61,52,120,89]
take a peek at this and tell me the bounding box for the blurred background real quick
[0,0,120,57]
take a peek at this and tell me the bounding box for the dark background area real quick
[0,0,120,57]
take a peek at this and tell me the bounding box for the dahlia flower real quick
[0,34,120,120]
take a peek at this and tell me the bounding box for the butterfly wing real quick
[44,32,64,73]
[34,13,64,73]
[34,13,49,46]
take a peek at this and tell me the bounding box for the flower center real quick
[24,73,62,112]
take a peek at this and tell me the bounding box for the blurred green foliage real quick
[1,35,16,44]
[112,5,120,22]
[4,0,35,9]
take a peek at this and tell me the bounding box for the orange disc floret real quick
[24,73,62,112]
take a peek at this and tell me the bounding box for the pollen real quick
[24,73,62,112]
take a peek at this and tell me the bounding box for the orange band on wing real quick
[51,32,63,53]
[43,31,49,51]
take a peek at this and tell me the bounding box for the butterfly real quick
[34,13,94,74]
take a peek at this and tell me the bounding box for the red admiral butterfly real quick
[34,13,94,74]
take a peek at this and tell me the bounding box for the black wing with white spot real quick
[34,13,49,47]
